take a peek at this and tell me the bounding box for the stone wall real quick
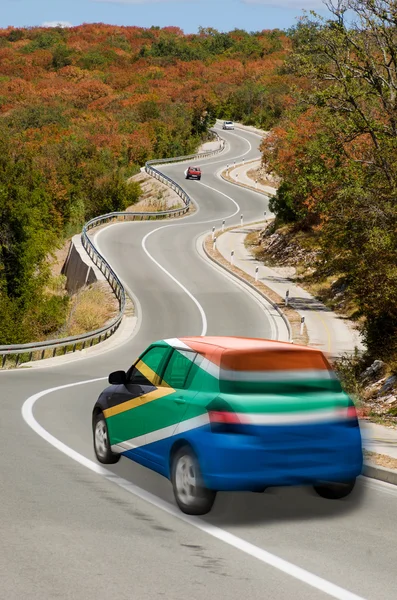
[62,234,105,294]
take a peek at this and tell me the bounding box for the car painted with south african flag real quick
[92,336,363,515]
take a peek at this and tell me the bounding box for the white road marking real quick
[139,179,248,336]
[141,227,208,336]
[95,181,243,338]
[22,378,368,600]
[196,180,241,214]
[195,232,281,342]
[173,131,253,169]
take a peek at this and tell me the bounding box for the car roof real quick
[178,336,318,353]
[159,337,332,373]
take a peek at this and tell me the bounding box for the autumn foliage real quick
[0,24,291,344]
[264,2,397,362]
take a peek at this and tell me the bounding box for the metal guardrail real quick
[0,129,226,369]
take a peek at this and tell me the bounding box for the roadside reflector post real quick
[226,164,229,174]
[213,236,217,250]
[285,289,289,306]
[255,266,259,282]
[240,214,244,226]
[212,226,215,240]
[222,219,225,232]
[231,250,235,266]
[256,179,258,188]
[264,211,267,218]
[300,316,305,336]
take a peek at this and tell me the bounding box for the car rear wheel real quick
[171,446,216,515]
[313,479,356,500]
[93,412,120,464]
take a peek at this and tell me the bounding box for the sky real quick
[2,0,333,33]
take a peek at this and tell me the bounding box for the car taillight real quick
[343,404,359,427]
[208,410,243,433]
[208,410,241,424]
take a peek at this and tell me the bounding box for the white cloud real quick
[42,21,73,28]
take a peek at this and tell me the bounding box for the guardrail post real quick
[300,316,305,336]
[15,354,20,367]
[2,355,6,369]
[41,349,45,360]
[52,348,56,358]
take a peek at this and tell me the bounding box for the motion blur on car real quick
[186,166,201,180]
[92,336,363,515]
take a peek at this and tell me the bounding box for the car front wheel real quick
[171,446,216,515]
[93,412,120,464]
[313,479,356,499]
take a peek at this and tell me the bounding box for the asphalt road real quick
[1,125,396,600]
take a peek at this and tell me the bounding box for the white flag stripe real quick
[111,414,210,453]
[236,408,348,425]
[219,369,336,382]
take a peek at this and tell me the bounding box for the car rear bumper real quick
[195,424,363,491]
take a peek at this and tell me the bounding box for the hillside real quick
[0,24,293,345]
[259,2,397,368]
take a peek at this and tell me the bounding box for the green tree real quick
[269,0,397,360]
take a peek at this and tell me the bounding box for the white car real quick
[222,121,234,130]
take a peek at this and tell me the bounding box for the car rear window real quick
[219,349,341,394]
[190,166,200,171]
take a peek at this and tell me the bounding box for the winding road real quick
[1,125,396,600]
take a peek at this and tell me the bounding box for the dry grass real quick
[221,169,270,196]
[48,241,72,278]
[364,450,397,470]
[65,282,119,337]
[204,231,309,346]
[127,171,186,212]
[246,166,279,188]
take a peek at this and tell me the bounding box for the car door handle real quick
[174,397,186,405]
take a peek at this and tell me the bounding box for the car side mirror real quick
[109,370,126,385]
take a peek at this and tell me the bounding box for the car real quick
[186,166,201,180]
[222,121,234,130]
[92,336,363,515]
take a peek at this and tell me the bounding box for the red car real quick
[186,166,201,180]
